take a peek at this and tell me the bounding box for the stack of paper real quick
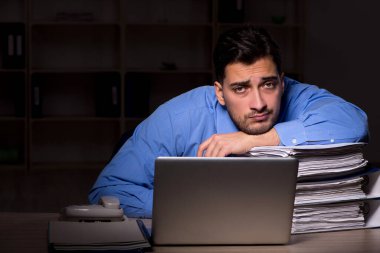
[249,142,366,157]
[292,202,366,233]
[248,142,368,180]
[295,177,366,205]
[247,142,380,234]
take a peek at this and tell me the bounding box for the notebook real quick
[151,156,299,245]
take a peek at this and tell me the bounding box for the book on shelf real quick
[31,82,42,118]
[248,142,380,234]
[95,73,121,118]
[0,23,25,69]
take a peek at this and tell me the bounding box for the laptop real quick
[151,156,299,245]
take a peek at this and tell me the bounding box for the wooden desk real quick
[1,212,379,253]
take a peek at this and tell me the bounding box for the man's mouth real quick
[247,112,270,122]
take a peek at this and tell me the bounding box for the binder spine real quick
[0,23,25,69]
[32,83,42,118]
[95,73,121,117]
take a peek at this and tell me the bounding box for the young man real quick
[89,26,368,218]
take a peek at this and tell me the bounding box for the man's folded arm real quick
[274,99,368,146]
[88,183,153,218]
[88,106,176,218]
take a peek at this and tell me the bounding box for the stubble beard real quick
[228,109,276,135]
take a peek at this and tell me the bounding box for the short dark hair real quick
[213,25,282,83]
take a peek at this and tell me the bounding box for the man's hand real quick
[197,128,280,157]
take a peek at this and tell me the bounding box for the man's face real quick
[215,56,284,135]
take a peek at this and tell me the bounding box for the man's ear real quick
[214,81,226,106]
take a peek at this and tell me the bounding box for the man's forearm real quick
[197,128,280,157]
[249,127,280,147]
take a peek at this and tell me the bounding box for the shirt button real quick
[292,138,297,144]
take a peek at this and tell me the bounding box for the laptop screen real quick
[152,157,298,245]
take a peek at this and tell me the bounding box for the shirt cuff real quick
[274,120,307,146]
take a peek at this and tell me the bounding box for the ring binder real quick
[0,23,25,69]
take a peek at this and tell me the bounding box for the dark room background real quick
[0,0,379,212]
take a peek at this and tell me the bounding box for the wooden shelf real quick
[30,68,121,73]
[217,22,305,28]
[30,0,120,23]
[121,0,212,25]
[123,23,213,27]
[30,25,120,70]
[125,68,213,74]
[0,164,26,171]
[0,117,25,122]
[30,162,106,171]
[0,0,26,23]
[0,69,26,73]
[30,117,121,122]
[30,22,120,26]
[0,0,305,170]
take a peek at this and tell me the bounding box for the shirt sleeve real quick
[88,105,176,218]
[274,80,369,146]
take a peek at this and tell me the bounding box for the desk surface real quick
[1,212,379,253]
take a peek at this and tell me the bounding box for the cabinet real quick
[0,0,305,171]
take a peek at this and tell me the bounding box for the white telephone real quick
[60,196,124,222]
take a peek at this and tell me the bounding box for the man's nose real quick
[249,90,266,112]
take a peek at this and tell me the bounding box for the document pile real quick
[248,142,380,234]
[248,143,368,180]
[49,218,150,251]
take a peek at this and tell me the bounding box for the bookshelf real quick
[0,0,27,170]
[0,0,306,171]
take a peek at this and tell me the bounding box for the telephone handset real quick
[60,196,124,222]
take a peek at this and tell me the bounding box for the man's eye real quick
[233,86,246,93]
[263,82,276,89]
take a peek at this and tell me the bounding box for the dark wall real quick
[304,0,380,163]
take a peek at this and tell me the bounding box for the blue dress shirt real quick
[88,77,368,218]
